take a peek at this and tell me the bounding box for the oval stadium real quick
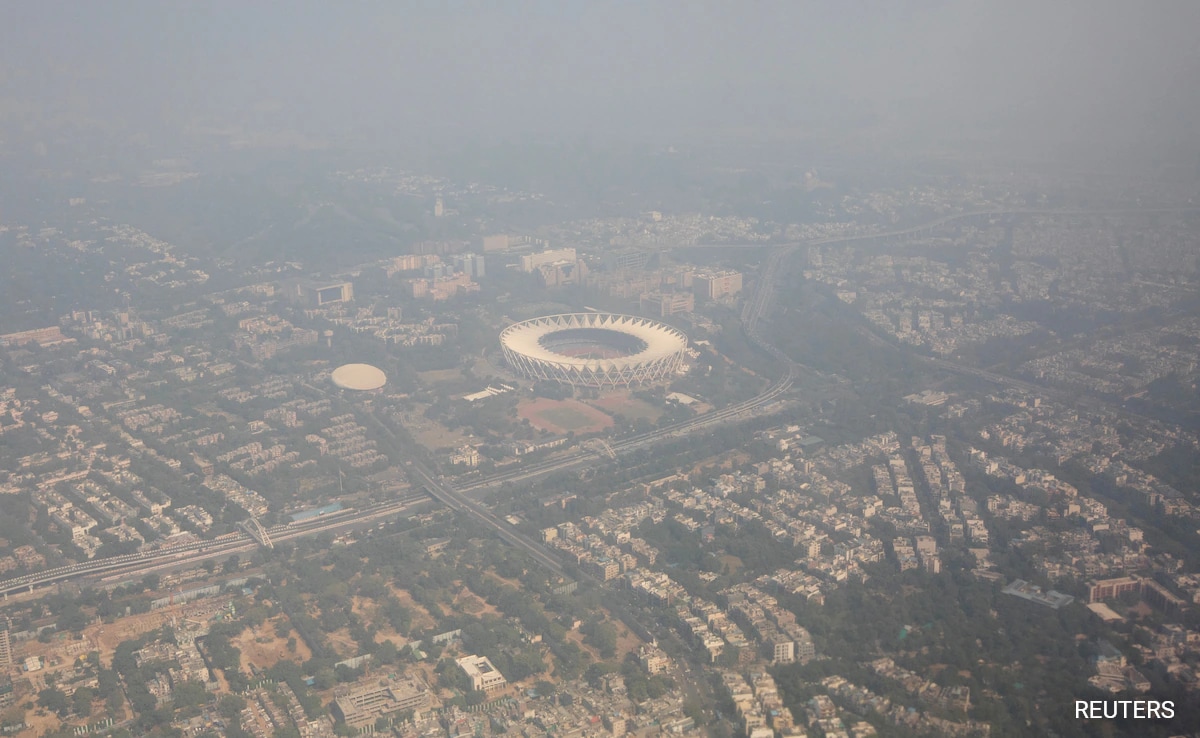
[500,313,688,388]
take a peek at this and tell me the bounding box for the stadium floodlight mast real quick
[500,313,688,389]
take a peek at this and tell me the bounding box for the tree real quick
[313,667,337,690]
[374,639,398,664]
[581,618,617,659]
[38,688,70,717]
[584,662,613,689]
[173,680,208,710]
[72,686,94,717]
[96,667,120,699]
[218,694,246,721]
[683,698,706,726]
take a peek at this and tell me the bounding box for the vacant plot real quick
[718,554,744,575]
[518,398,613,435]
[385,584,439,632]
[613,625,643,660]
[402,405,475,451]
[591,390,663,423]
[22,709,61,738]
[453,586,501,618]
[90,610,171,656]
[326,628,359,658]
[564,614,643,663]
[418,368,464,385]
[350,595,411,647]
[235,616,311,673]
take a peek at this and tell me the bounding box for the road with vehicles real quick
[0,491,429,597]
[0,201,856,595]
[14,206,1184,595]
[3,212,803,596]
[459,231,806,493]
[409,463,566,575]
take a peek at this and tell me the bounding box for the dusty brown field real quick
[454,586,501,618]
[517,398,613,435]
[563,613,643,663]
[613,625,642,660]
[235,615,312,673]
[590,390,663,423]
[325,627,359,658]
[21,708,61,737]
[384,584,438,632]
[401,404,476,451]
[349,595,410,647]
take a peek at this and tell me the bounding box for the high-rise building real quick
[434,197,444,217]
[640,290,694,317]
[521,247,577,272]
[770,638,795,664]
[603,248,651,272]
[480,234,509,252]
[452,253,486,279]
[536,259,587,287]
[794,627,816,661]
[694,270,743,301]
[288,280,354,307]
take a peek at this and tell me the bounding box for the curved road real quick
[12,205,1189,594]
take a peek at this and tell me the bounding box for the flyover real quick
[13,206,1187,595]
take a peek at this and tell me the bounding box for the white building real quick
[520,247,577,273]
[458,655,507,694]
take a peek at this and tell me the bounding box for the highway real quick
[14,205,1179,595]
[395,224,813,583]
[457,240,802,493]
[494,214,1184,491]
[1,208,808,595]
[0,492,430,597]
[409,463,565,575]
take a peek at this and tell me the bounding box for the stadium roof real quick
[499,313,688,388]
[500,313,686,368]
[331,363,387,391]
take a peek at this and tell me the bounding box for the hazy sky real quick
[2,1,1198,154]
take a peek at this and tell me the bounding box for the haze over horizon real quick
[2,1,1198,162]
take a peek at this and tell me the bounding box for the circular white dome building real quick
[500,313,688,389]
[330,363,387,391]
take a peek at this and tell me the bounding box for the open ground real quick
[235,615,313,673]
[589,390,664,423]
[518,398,613,435]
